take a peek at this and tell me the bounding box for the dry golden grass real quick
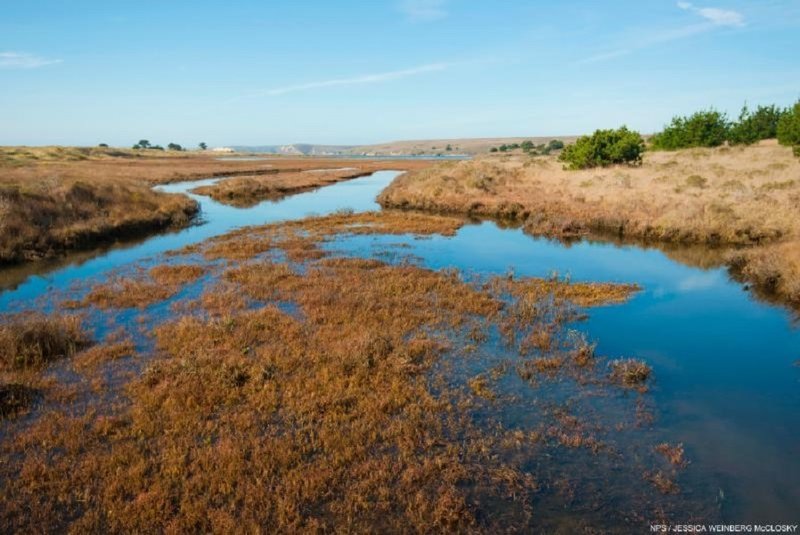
[0,147,435,265]
[380,142,800,309]
[380,141,800,246]
[728,240,800,306]
[0,211,662,532]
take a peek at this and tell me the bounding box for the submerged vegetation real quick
[0,210,692,532]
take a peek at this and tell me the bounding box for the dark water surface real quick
[1,170,797,525]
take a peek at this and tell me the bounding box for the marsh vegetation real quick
[0,211,697,532]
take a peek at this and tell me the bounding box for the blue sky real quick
[1,0,798,146]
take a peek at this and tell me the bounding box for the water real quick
[1,170,798,524]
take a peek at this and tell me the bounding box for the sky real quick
[1,0,799,147]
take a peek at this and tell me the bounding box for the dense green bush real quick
[547,139,565,151]
[728,104,786,145]
[777,100,800,150]
[558,127,645,170]
[650,110,730,150]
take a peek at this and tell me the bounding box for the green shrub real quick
[650,110,730,150]
[728,104,785,145]
[547,139,565,151]
[777,100,800,149]
[559,127,645,170]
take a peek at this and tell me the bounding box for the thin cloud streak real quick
[0,52,62,69]
[677,2,745,27]
[577,2,746,64]
[397,0,448,22]
[243,63,451,99]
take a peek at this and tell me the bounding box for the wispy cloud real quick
[0,52,61,69]
[397,0,448,22]
[244,63,451,98]
[677,2,745,27]
[578,2,746,64]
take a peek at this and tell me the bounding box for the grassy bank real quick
[0,147,433,265]
[378,141,800,308]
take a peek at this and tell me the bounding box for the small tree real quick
[650,110,730,150]
[445,144,453,151]
[777,100,800,151]
[521,140,535,152]
[199,142,208,150]
[98,143,109,148]
[499,144,509,152]
[490,147,498,153]
[167,143,183,151]
[547,139,565,151]
[136,139,151,149]
[559,127,645,170]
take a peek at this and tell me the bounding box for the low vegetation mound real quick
[191,168,371,207]
[0,313,91,370]
[0,179,198,264]
[558,127,645,169]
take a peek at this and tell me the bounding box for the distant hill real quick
[231,144,356,156]
[341,137,578,156]
[232,137,577,157]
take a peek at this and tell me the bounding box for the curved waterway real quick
[1,170,798,524]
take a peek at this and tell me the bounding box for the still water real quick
[1,170,797,524]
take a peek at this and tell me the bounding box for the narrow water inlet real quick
[0,170,798,524]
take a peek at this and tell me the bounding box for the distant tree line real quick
[490,139,564,155]
[650,99,800,151]
[130,140,210,151]
[556,98,800,170]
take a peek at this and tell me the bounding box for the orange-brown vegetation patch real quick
[191,169,373,206]
[82,278,178,309]
[80,264,205,309]
[655,443,688,468]
[610,359,653,391]
[0,313,91,371]
[148,263,206,285]
[72,340,136,372]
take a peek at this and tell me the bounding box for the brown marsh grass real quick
[191,168,373,206]
[0,313,91,371]
[0,147,434,265]
[0,211,676,532]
